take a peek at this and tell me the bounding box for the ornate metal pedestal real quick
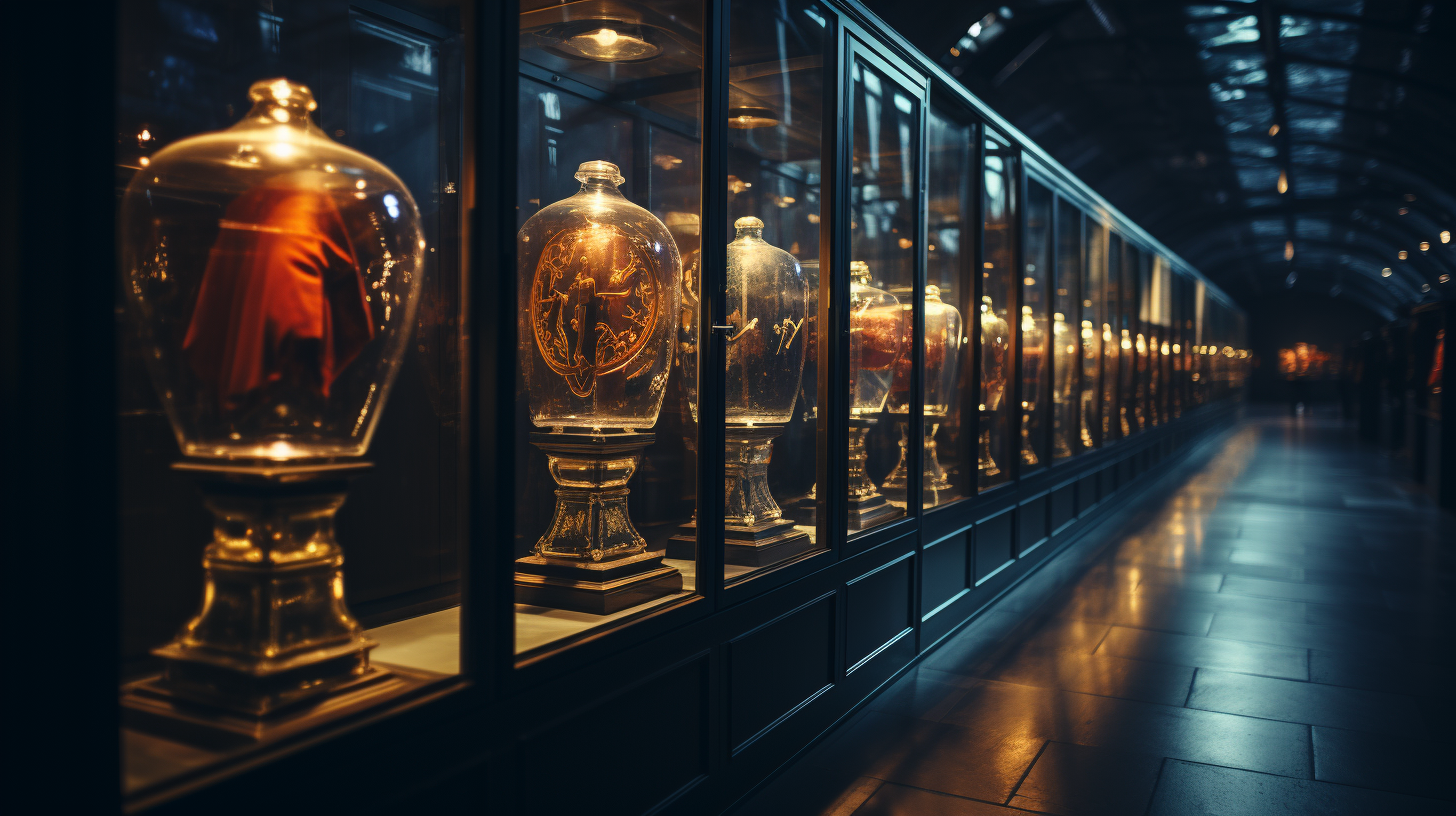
[880,417,953,508]
[516,432,682,614]
[848,417,903,530]
[978,424,1001,478]
[1021,411,1040,466]
[669,424,811,567]
[121,461,436,748]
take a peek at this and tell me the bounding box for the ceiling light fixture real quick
[536,19,663,62]
[727,106,779,129]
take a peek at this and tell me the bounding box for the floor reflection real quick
[739,413,1455,815]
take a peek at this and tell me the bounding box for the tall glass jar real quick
[847,260,905,527]
[517,160,682,431]
[119,78,425,460]
[883,286,962,506]
[725,217,808,422]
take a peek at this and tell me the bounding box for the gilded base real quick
[518,431,682,613]
[849,417,903,530]
[880,418,953,508]
[124,460,403,742]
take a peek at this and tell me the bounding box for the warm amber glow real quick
[1442,231,1451,244]
[1284,241,1294,261]
[1268,124,1280,136]
[1277,170,1288,194]
[1381,267,1392,277]
[1398,250,1408,260]
[1420,241,1430,252]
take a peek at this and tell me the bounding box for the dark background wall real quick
[1245,292,1384,405]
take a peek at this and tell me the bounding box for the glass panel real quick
[1122,243,1142,435]
[719,0,828,578]
[978,132,1016,490]
[515,0,703,652]
[116,0,466,794]
[1102,231,1121,443]
[1131,245,1148,433]
[847,56,918,531]
[926,108,975,508]
[1082,221,1105,449]
[1020,179,1051,473]
[1052,199,1082,459]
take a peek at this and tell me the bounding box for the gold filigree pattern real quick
[530,224,660,398]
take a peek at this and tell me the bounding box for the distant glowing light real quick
[1381,268,1392,277]
[1268,124,1280,136]
[1442,231,1451,243]
[1398,250,1408,260]
[1277,171,1288,194]
[383,193,400,219]
[1284,240,1294,260]
[1419,241,1430,252]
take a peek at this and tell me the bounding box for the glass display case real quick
[979,130,1016,490]
[93,3,1256,809]
[926,107,976,506]
[847,54,920,529]
[1121,241,1141,436]
[115,0,468,795]
[1052,197,1082,459]
[1020,179,1051,473]
[716,0,829,576]
[1102,231,1121,443]
[514,0,703,647]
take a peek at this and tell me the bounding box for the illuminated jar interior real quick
[119,78,425,461]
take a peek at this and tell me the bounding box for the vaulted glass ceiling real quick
[867,0,1455,319]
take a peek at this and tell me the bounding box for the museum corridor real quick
[740,413,1455,815]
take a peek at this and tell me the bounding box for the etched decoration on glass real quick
[882,285,963,507]
[514,160,683,614]
[117,78,433,740]
[847,261,906,529]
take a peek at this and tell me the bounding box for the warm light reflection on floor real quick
[743,414,1454,815]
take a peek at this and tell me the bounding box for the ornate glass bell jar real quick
[847,260,906,529]
[117,78,429,738]
[719,216,810,565]
[515,159,684,614]
[882,285,963,507]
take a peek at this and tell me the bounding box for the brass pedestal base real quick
[516,432,683,614]
[849,417,903,530]
[880,417,953,508]
[667,424,812,567]
[120,460,420,748]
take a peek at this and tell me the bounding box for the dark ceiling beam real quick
[1256,0,1296,271]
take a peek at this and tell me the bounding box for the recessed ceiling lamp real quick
[728,106,779,129]
[538,19,662,62]
[1381,267,1392,277]
[1398,250,1408,260]
[1419,241,1430,252]
[1284,240,1294,260]
[1277,170,1288,194]
[1442,230,1451,243]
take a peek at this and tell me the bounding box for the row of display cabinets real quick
[8,0,1248,811]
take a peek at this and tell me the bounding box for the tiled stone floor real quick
[739,414,1455,815]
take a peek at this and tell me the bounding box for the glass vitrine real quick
[1052,198,1082,459]
[979,131,1016,490]
[116,0,468,795]
[925,106,975,508]
[515,0,703,650]
[1020,178,1051,473]
[1102,231,1121,443]
[1082,219,1106,449]
[713,0,829,578]
[1122,242,1142,435]
[847,52,920,530]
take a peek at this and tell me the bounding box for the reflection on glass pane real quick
[1083,222,1105,449]
[1053,198,1082,459]
[979,133,1016,491]
[515,1,702,653]
[1021,180,1051,473]
[848,57,916,530]
[926,109,974,508]
[719,0,827,579]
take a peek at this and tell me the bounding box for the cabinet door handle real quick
[710,325,736,332]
